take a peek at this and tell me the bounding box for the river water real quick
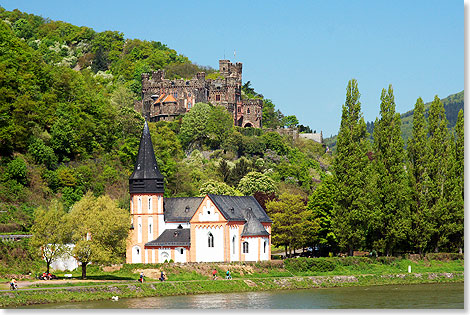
[21,282,463,309]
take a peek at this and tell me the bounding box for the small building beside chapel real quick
[126,122,272,263]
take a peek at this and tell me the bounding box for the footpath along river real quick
[21,282,463,309]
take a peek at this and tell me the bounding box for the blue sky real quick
[1,0,463,136]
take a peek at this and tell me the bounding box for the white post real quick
[408,265,411,273]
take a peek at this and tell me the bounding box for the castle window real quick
[208,232,214,247]
[238,107,241,113]
[243,241,249,253]
[138,197,142,214]
[148,197,152,212]
[216,95,220,101]
[188,102,192,109]
[247,108,250,114]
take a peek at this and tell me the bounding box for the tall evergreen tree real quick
[427,95,452,252]
[370,85,410,255]
[407,97,433,254]
[442,109,464,252]
[331,79,373,255]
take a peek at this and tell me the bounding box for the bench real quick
[64,274,72,278]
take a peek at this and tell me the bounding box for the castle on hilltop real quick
[136,60,263,128]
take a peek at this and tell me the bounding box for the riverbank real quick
[1,272,464,308]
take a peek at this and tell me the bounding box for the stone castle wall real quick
[137,60,263,128]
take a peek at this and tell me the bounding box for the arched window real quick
[208,232,214,247]
[180,248,184,255]
[232,236,236,254]
[243,241,249,253]
[264,240,267,253]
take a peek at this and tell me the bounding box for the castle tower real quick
[126,121,165,264]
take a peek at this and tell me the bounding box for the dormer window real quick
[230,207,235,214]
[185,206,190,213]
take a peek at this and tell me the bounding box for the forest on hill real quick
[0,7,328,265]
[0,7,463,275]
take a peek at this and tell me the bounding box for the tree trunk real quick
[81,262,88,279]
[284,245,288,258]
[46,261,50,274]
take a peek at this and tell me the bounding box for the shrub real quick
[3,157,28,185]
[425,253,464,261]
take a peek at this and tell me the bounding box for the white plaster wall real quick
[198,199,220,222]
[174,247,186,263]
[132,245,142,263]
[243,237,259,262]
[157,213,165,237]
[195,226,224,262]
[148,216,154,242]
[260,237,270,261]
[229,226,240,262]
[137,216,142,243]
[158,248,171,263]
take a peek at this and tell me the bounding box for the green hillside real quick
[0,7,330,236]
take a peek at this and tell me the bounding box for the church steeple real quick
[129,121,164,194]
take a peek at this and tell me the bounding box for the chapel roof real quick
[241,207,270,237]
[145,228,190,247]
[207,194,272,224]
[129,121,164,194]
[164,197,204,222]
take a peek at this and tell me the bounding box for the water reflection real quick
[20,282,464,309]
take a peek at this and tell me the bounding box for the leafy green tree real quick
[427,96,452,252]
[217,159,233,183]
[266,193,316,257]
[261,99,283,129]
[262,132,289,155]
[199,180,241,196]
[307,176,337,252]
[206,105,234,148]
[28,137,57,169]
[66,192,129,279]
[237,171,277,196]
[228,157,252,186]
[281,115,299,129]
[407,97,433,254]
[442,109,464,252]
[30,200,68,273]
[3,156,28,186]
[370,85,410,256]
[179,102,212,148]
[331,79,372,255]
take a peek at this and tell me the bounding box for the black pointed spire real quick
[129,121,164,194]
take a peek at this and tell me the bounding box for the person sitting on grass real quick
[159,271,166,281]
[212,269,218,280]
[226,270,232,280]
[139,272,144,283]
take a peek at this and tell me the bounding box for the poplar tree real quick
[407,97,433,254]
[442,109,464,252]
[331,79,373,255]
[370,85,410,255]
[427,96,452,252]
